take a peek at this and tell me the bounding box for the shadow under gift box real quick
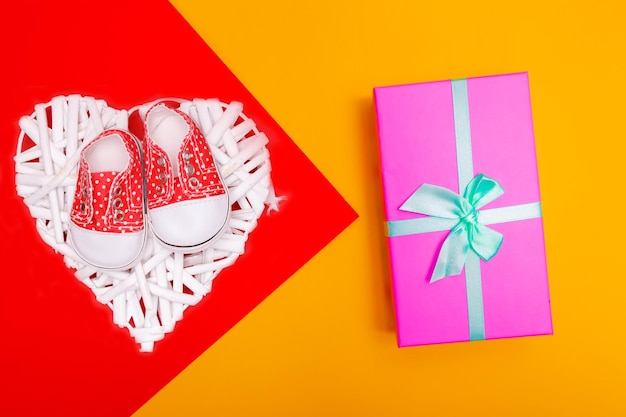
[374,72,553,347]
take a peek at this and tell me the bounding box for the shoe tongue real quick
[149,106,189,178]
[148,106,176,131]
[85,133,129,173]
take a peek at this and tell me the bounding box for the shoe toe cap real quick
[149,194,230,250]
[69,224,146,269]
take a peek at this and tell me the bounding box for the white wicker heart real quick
[15,95,280,352]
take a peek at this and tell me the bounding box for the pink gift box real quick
[374,72,553,347]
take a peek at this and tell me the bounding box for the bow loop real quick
[463,173,504,209]
[400,183,465,219]
[468,223,503,261]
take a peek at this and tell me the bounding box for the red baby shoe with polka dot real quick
[142,102,230,252]
[69,129,147,269]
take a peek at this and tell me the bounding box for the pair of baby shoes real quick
[68,101,230,270]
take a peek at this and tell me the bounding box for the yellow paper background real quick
[134,1,626,415]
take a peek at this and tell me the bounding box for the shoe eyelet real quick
[188,177,200,190]
[184,164,195,176]
[114,210,125,222]
[80,203,86,213]
[112,185,122,196]
[155,184,165,195]
[182,150,192,161]
[158,172,168,182]
[112,198,123,209]
[156,156,166,167]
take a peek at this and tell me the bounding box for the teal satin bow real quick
[399,174,504,282]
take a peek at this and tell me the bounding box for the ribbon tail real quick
[430,224,470,282]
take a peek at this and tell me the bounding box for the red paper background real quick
[0,1,357,415]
